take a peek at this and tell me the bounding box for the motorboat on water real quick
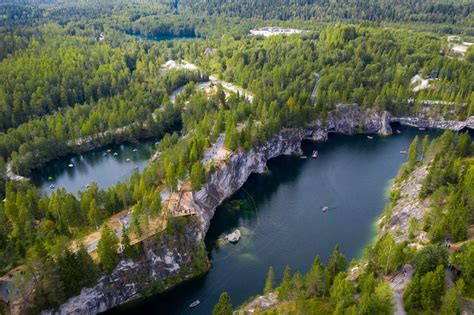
[400,150,408,154]
[312,150,319,158]
[396,130,401,134]
[367,136,374,140]
[189,300,200,308]
[419,127,426,131]
[321,205,329,212]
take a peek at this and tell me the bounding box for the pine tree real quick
[97,224,119,273]
[212,292,232,315]
[407,135,419,172]
[190,161,206,191]
[421,135,429,160]
[327,244,347,285]
[263,266,275,294]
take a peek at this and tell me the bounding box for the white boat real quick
[126,158,131,162]
[419,127,426,131]
[321,205,329,212]
[312,150,319,158]
[113,152,118,156]
[396,130,401,134]
[132,149,138,152]
[68,163,74,168]
[400,150,408,154]
[367,136,374,140]
[189,300,200,308]
[300,155,307,159]
[49,184,55,189]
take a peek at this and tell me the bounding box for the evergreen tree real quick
[327,244,347,285]
[212,292,232,315]
[263,266,275,294]
[407,135,419,172]
[190,161,206,191]
[97,224,119,273]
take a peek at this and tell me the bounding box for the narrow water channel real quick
[109,124,442,315]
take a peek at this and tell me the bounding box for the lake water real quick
[108,124,442,315]
[133,34,197,42]
[31,140,157,195]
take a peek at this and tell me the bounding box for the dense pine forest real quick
[0,0,473,314]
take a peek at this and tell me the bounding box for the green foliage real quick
[406,135,419,173]
[277,265,292,300]
[327,244,347,285]
[452,242,474,294]
[330,272,354,310]
[404,265,445,312]
[440,280,463,315]
[212,292,233,315]
[190,161,206,191]
[263,265,275,294]
[413,244,448,276]
[358,276,394,315]
[97,224,119,273]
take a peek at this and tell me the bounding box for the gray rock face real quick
[391,116,474,131]
[43,220,203,315]
[308,104,393,140]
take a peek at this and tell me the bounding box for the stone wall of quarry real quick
[42,104,473,314]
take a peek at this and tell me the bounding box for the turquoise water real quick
[109,124,442,315]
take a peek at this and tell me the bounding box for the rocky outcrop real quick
[44,218,204,315]
[190,128,305,235]
[308,104,392,141]
[392,115,474,131]
[380,165,431,244]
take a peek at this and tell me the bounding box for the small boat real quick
[49,184,55,189]
[132,149,138,152]
[419,127,426,131]
[367,136,374,140]
[102,152,108,157]
[312,150,319,158]
[396,130,401,134]
[113,152,118,156]
[85,184,90,189]
[189,300,200,308]
[321,205,329,212]
[68,163,74,168]
[155,141,160,145]
[107,149,112,153]
[48,176,53,180]
[300,155,307,159]
[400,150,408,154]
[126,158,131,162]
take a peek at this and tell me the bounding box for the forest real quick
[0,0,473,313]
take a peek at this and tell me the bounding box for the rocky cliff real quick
[308,104,393,141]
[43,104,473,314]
